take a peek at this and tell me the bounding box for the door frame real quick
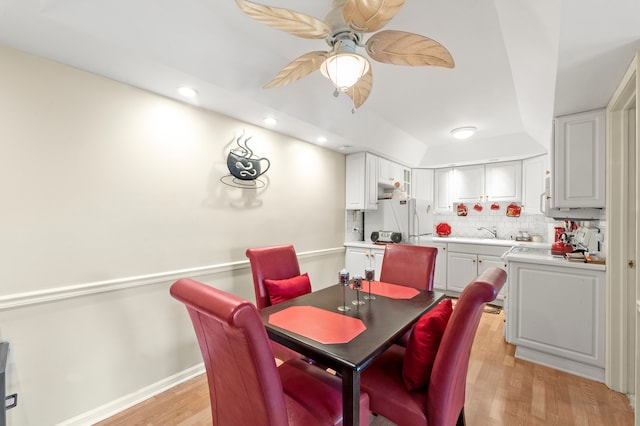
[606,53,639,406]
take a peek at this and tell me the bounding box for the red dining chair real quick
[379,244,438,346]
[170,278,370,426]
[246,244,310,361]
[360,267,507,426]
[379,244,438,291]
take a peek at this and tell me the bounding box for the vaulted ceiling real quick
[1,0,639,166]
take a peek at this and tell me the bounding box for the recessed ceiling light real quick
[317,136,327,143]
[263,117,277,125]
[451,126,477,140]
[177,86,198,98]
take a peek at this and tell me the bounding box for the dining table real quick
[259,280,445,426]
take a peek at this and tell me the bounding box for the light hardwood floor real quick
[96,309,634,426]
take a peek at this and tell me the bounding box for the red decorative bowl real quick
[436,223,451,236]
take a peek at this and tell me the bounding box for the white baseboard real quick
[57,364,205,426]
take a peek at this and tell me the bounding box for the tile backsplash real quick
[346,201,604,244]
[436,201,549,240]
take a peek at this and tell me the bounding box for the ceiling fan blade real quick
[366,30,454,68]
[345,67,373,110]
[263,51,329,89]
[236,0,330,39]
[343,0,405,33]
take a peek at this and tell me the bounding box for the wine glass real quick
[352,275,366,306]
[337,270,351,312]
[364,268,375,300]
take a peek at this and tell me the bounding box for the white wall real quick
[0,44,346,425]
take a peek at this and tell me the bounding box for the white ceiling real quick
[1,0,639,167]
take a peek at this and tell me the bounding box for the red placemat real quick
[268,306,366,344]
[352,281,420,299]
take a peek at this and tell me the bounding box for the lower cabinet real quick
[446,243,509,304]
[506,260,605,382]
[344,245,384,280]
[432,243,447,291]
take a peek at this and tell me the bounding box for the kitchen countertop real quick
[504,247,606,271]
[345,237,547,249]
[345,239,605,270]
[344,241,391,250]
[432,236,517,247]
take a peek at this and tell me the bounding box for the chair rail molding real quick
[0,247,344,311]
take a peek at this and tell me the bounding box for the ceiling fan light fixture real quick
[320,39,370,91]
[451,126,477,140]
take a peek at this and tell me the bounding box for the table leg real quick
[341,367,360,426]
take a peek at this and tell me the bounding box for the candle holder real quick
[337,270,351,312]
[351,275,365,306]
[364,268,375,300]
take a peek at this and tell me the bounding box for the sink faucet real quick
[478,226,497,238]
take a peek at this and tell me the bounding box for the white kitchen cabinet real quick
[553,109,606,208]
[452,164,485,202]
[378,157,406,188]
[507,260,605,381]
[434,168,453,213]
[521,154,548,214]
[345,152,378,210]
[485,161,522,202]
[447,252,479,292]
[452,162,522,203]
[344,245,384,280]
[432,243,447,291]
[411,168,434,202]
[446,243,508,304]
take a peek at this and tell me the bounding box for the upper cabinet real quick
[553,109,606,208]
[451,161,522,203]
[452,165,485,202]
[346,153,410,210]
[378,157,403,187]
[521,154,548,214]
[485,161,522,202]
[434,168,453,213]
[345,152,378,210]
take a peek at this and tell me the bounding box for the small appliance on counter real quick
[370,230,402,244]
[572,226,602,253]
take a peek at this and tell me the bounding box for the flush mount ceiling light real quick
[451,126,477,140]
[320,39,370,92]
[263,117,277,125]
[317,136,327,143]
[177,86,198,98]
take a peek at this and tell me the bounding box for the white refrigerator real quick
[364,199,433,244]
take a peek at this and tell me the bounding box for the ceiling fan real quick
[235,0,454,110]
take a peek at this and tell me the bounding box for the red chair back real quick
[170,278,291,425]
[427,267,507,425]
[379,244,438,291]
[246,244,302,309]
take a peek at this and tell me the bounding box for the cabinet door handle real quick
[478,259,482,263]
[473,259,477,263]
[629,260,636,268]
